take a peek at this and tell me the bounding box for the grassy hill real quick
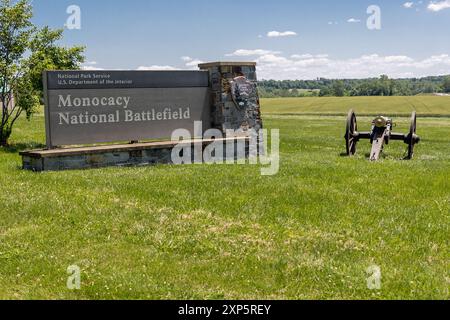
[0,97,449,299]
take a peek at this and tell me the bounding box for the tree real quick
[319,87,332,97]
[379,75,393,96]
[257,75,450,98]
[443,76,450,93]
[332,80,345,97]
[0,0,84,146]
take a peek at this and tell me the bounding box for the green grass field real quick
[261,96,450,116]
[0,96,449,299]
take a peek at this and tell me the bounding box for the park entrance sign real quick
[21,62,263,171]
[44,70,211,148]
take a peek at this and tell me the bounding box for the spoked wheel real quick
[405,111,420,160]
[345,110,358,156]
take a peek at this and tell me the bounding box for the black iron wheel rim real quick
[346,110,358,156]
[407,111,417,159]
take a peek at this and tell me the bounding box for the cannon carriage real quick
[345,110,420,161]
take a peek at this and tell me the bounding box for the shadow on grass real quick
[339,152,393,160]
[0,142,46,154]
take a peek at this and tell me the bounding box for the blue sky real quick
[31,0,450,79]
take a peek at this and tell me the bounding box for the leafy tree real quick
[0,0,84,146]
[443,76,450,93]
[332,80,345,97]
[378,75,393,96]
[319,87,332,97]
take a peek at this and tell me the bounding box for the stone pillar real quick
[198,62,263,134]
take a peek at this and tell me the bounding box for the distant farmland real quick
[261,96,450,117]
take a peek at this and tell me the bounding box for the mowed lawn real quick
[0,97,449,300]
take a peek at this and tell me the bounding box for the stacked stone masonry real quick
[199,62,263,134]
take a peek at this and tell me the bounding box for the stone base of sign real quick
[20,137,249,172]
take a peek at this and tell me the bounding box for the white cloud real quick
[403,2,414,8]
[257,54,291,65]
[82,51,450,81]
[417,54,450,67]
[226,49,282,57]
[291,54,329,60]
[185,59,204,68]
[251,52,450,80]
[81,65,104,71]
[137,65,178,71]
[81,61,102,70]
[136,56,204,71]
[179,56,204,69]
[347,18,361,23]
[428,0,450,11]
[291,54,314,59]
[267,31,297,38]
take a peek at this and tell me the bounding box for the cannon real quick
[345,110,420,161]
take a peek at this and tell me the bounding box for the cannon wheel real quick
[405,111,417,160]
[345,110,358,156]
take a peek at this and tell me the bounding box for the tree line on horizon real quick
[258,75,450,98]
